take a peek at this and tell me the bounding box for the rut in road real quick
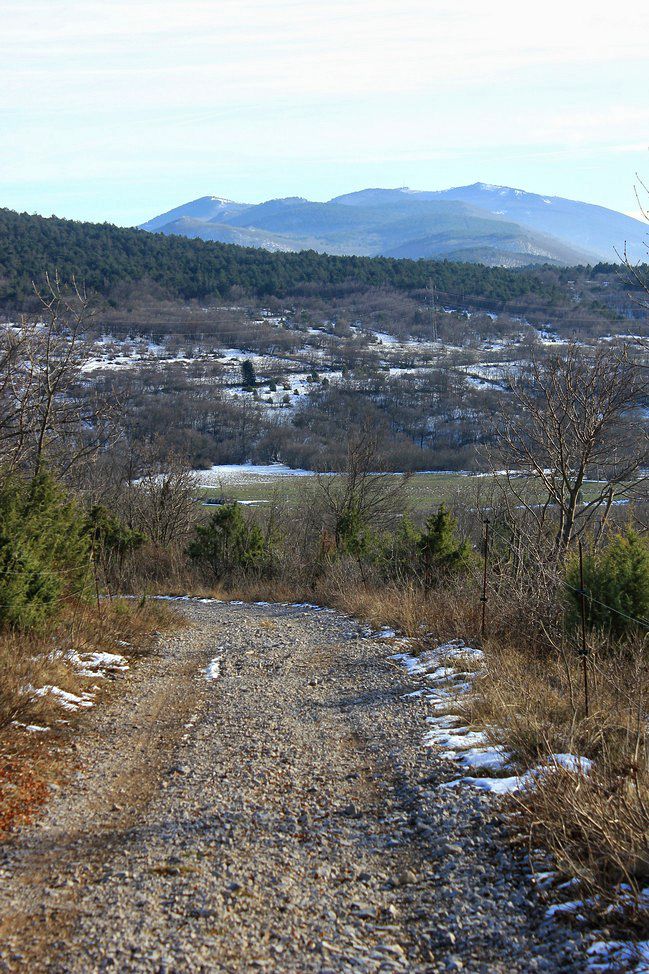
[0,602,585,973]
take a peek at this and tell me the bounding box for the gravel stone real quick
[0,602,587,972]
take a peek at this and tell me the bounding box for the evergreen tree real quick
[241,359,256,389]
[86,505,146,574]
[566,530,649,636]
[418,504,474,591]
[188,503,267,579]
[0,474,91,630]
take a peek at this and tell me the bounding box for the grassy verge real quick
[0,598,182,836]
[467,633,649,922]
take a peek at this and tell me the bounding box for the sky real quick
[2,0,649,227]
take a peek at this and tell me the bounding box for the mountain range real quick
[140,183,648,268]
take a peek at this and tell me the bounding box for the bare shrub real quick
[0,275,120,478]
[125,459,199,549]
[493,344,648,548]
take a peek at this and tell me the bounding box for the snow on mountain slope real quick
[140,183,646,265]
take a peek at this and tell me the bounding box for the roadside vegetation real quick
[0,277,181,834]
[91,340,648,936]
[1,255,648,944]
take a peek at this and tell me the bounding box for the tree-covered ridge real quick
[0,207,565,308]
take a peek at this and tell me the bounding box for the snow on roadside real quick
[390,638,591,791]
[26,685,96,712]
[389,630,643,971]
[65,649,130,678]
[205,655,223,681]
[588,940,649,973]
[11,722,50,733]
[13,646,131,734]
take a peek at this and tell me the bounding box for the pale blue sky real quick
[2,0,648,226]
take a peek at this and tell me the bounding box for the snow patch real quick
[205,655,223,681]
[68,650,129,678]
[11,721,50,733]
[440,775,523,795]
[440,746,513,773]
[27,685,95,711]
[588,939,649,972]
[193,462,315,486]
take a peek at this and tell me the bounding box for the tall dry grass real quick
[0,598,181,732]
[463,626,649,921]
[516,765,649,911]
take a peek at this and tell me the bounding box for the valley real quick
[2,259,641,476]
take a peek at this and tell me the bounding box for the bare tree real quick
[0,274,120,478]
[622,172,649,315]
[493,344,648,548]
[314,426,410,549]
[122,452,199,548]
[0,324,31,467]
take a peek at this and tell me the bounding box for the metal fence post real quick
[481,517,490,640]
[578,539,590,718]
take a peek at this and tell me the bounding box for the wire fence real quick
[479,516,649,717]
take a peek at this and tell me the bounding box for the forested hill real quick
[0,207,567,310]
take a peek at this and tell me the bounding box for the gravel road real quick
[0,601,585,973]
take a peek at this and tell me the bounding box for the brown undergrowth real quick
[0,598,182,837]
[455,629,649,929]
[516,766,649,916]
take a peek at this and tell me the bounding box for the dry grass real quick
[65,597,182,658]
[516,766,649,923]
[0,597,182,733]
[464,635,649,767]
[328,578,482,643]
[0,597,182,836]
[305,568,649,925]
[0,631,72,729]
[461,630,649,929]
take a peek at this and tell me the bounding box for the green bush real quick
[188,503,268,579]
[417,505,475,590]
[335,505,372,559]
[86,505,146,569]
[0,474,91,630]
[566,530,649,636]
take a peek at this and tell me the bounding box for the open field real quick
[193,465,616,515]
[195,468,483,513]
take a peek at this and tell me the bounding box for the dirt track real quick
[0,601,584,973]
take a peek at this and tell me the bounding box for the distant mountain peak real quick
[140,182,647,266]
[469,182,526,197]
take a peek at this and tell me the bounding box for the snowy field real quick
[193,463,317,487]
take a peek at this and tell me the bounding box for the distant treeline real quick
[0,206,578,309]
